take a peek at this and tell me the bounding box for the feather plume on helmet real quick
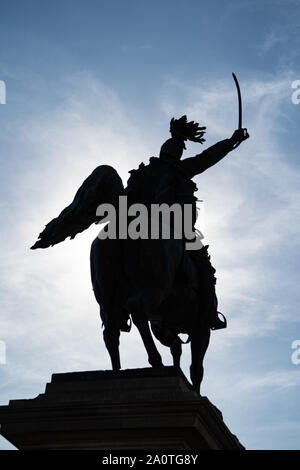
[159,115,206,160]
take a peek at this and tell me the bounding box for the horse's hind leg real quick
[103,321,121,370]
[91,237,124,371]
[131,313,163,367]
[170,336,182,368]
[190,322,210,393]
[99,303,121,370]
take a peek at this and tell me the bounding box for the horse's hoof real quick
[149,358,164,368]
[152,363,164,368]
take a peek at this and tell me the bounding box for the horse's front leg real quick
[150,321,182,369]
[190,322,210,394]
[131,312,163,367]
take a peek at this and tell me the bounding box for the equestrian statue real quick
[31,75,249,392]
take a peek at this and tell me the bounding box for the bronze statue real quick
[31,77,249,393]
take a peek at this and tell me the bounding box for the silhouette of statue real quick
[31,112,249,392]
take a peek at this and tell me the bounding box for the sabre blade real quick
[232,72,242,130]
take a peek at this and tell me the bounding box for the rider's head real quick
[159,115,206,161]
[159,137,185,161]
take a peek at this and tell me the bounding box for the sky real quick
[0,0,299,450]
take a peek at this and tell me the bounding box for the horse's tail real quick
[31,165,125,249]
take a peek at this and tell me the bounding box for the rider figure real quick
[126,116,249,330]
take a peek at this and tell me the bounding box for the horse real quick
[31,164,217,393]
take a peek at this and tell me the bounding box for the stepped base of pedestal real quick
[0,367,244,450]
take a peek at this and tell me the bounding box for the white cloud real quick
[237,369,300,390]
[258,30,289,55]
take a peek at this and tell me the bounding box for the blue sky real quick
[0,0,300,450]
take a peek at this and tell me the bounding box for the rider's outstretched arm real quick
[181,128,249,178]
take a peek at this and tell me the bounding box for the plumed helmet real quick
[159,115,206,159]
[169,115,206,144]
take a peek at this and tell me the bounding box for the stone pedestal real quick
[0,367,244,450]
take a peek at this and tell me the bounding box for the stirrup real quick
[210,312,227,330]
